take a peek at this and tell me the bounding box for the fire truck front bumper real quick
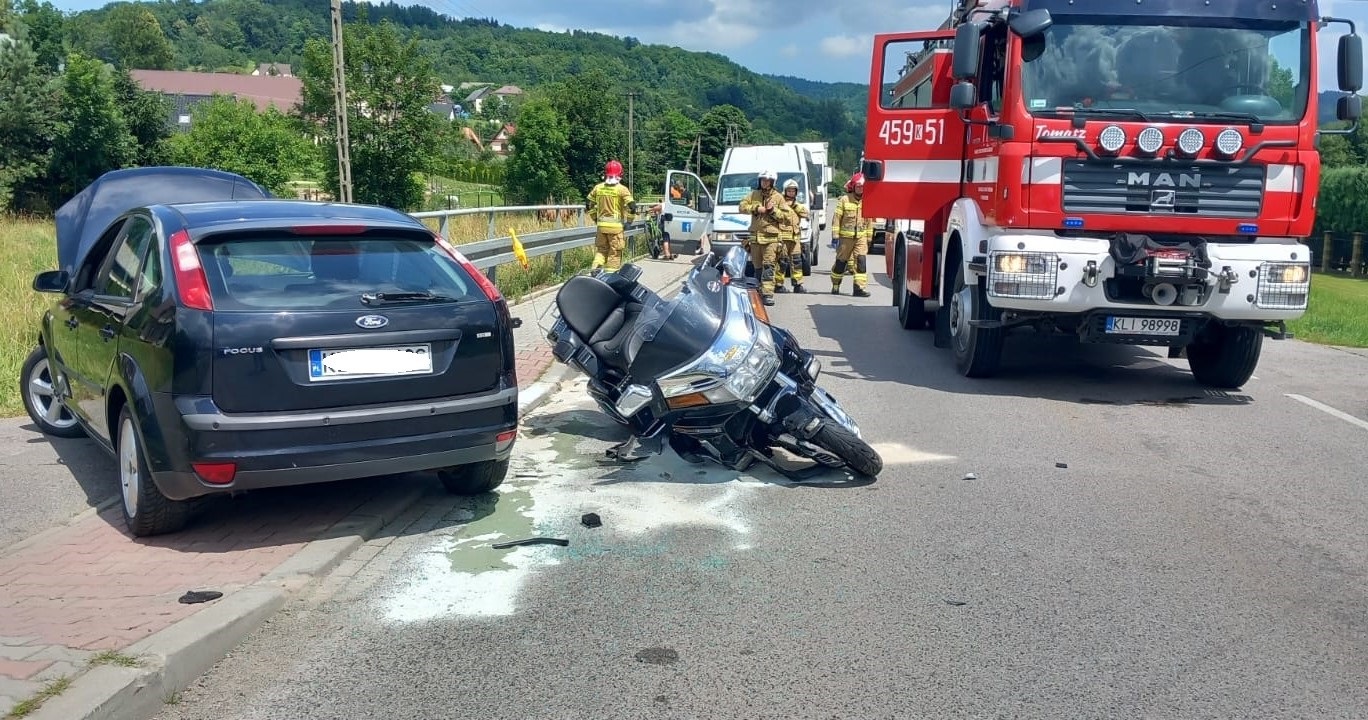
[969,232,1311,322]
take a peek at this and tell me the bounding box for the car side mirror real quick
[33,270,69,294]
[663,213,674,221]
[950,81,977,110]
[1009,9,1053,39]
[812,194,824,210]
[698,198,714,213]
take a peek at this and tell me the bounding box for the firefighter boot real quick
[852,252,871,297]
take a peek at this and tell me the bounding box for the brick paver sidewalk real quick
[0,255,692,716]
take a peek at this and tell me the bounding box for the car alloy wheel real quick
[26,355,79,433]
[119,414,141,521]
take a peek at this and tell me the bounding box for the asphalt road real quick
[155,255,1368,719]
[0,416,118,550]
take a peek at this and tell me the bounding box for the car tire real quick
[21,346,85,439]
[949,264,1004,378]
[1186,323,1262,389]
[439,459,509,495]
[117,405,191,537]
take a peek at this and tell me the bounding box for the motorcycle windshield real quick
[627,266,729,380]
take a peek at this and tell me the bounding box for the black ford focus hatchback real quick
[23,167,518,536]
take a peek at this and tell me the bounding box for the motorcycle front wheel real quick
[810,421,882,478]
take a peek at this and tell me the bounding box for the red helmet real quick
[846,172,866,191]
[605,160,623,179]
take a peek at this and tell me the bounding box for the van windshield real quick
[716,173,807,205]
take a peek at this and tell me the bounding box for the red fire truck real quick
[862,0,1362,387]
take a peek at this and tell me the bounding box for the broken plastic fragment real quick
[178,590,223,604]
[1056,462,1068,469]
[962,472,978,480]
[491,537,570,549]
[944,599,967,606]
[581,512,602,528]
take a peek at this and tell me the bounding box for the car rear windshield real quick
[196,233,479,311]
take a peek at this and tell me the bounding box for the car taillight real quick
[169,229,213,311]
[431,232,503,303]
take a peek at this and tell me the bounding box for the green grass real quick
[1287,272,1368,347]
[0,216,59,418]
[5,675,72,718]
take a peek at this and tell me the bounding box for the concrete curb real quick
[21,259,700,720]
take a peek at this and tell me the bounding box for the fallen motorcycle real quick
[539,246,882,480]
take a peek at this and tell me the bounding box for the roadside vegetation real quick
[1287,273,1368,348]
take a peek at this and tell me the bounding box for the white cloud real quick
[820,34,867,58]
[780,43,799,58]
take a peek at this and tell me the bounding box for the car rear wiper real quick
[360,291,457,306]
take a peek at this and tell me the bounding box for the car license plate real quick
[307,344,433,381]
[1106,316,1180,336]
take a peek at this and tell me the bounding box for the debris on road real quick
[962,472,978,480]
[635,647,680,665]
[178,590,223,604]
[1056,462,1068,469]
[581,512,602,528]
[944,599,967,606]
[491,537,570,549]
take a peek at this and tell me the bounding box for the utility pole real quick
[329,0,353,203]
[625,91,638,190]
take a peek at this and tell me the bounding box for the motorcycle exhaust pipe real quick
[1150,283,1178,306]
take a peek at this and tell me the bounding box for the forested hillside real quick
[58,0,868,167]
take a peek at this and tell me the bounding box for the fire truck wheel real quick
[1186,323,1263,389]
[949,264,1004,378]
[895,248,929,329]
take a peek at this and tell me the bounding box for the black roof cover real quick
[54,166,271,273]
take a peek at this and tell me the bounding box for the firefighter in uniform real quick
[774,178,808,293]
[831,172,873,297]
[586,159,636,271]
[738,169,796,306]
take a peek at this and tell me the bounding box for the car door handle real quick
[100,325,116,341]
[65,316,78,329]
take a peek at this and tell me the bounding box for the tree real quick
[113,67,173,165]
[0,19,60,211]
[697,104,750,177]
[104,4,173,70]
[545,69,626,194]
[47,52,134,208]
[168,95,315,196]
[15,0,63,73]
[503,97,573,204]
[299,18,442,210]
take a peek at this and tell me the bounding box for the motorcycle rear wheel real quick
[810,421,882,478]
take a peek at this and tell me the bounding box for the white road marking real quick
[1285,394,1368,432]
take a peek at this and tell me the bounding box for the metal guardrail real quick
[409,203,650,281]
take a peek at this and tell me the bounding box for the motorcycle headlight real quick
[658,303,780,408]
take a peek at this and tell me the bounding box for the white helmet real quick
[757,169,777,181]
[783,178,799,191]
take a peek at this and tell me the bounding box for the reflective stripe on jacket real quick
[587,182,635,231]
[834,194,871,239]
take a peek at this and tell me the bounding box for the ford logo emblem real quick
[355,314,389,329]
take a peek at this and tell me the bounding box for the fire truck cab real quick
[862,0,1363,387]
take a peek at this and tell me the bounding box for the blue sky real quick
[46,0,1368,87]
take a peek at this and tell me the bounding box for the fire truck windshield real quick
[1019,19,1309,125]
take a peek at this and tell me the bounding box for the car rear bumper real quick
[148,385,518,500]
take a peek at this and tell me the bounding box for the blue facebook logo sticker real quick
[682,221,692,232]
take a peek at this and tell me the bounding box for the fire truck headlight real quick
[1136,126,1165,155]
[1176,128,1205,156]
[989,252,1058,299]
[1214,128,1243,158]
[1098,125,1127,154]
[1255,262,1311,309]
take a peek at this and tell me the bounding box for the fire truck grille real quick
[1061,161,1265,218]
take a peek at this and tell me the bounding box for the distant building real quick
[129,69,303,131]
[489,123,515,155]
[463,84,523,113]
[252,63,293,77]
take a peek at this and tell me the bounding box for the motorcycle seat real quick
[557,275,643,373]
